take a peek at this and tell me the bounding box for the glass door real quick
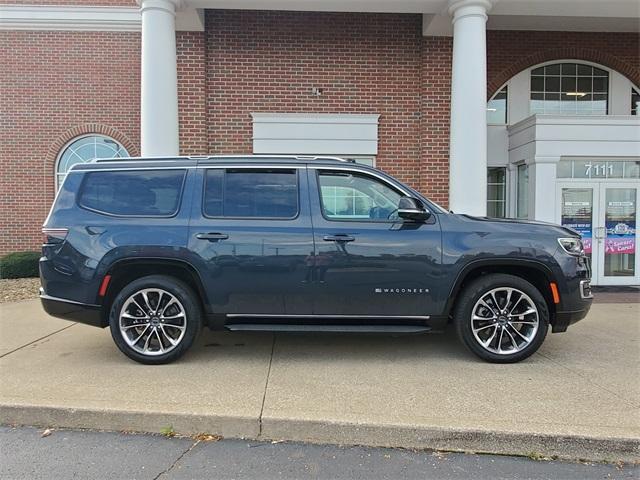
[557,183,639,285]
[557,184,597,280]
[597,185,638,286]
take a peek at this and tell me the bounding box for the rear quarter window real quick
[78,169,186,217]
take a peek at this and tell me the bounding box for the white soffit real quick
[251,113,380,155]
[0,5,204,32]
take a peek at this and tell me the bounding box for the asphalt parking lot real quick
[2,426,638,480]
[0,296,639,462]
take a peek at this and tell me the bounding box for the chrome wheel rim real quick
[470,287,539,355]
[119,288,187,356]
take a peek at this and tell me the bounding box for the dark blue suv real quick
[40,156,593,364]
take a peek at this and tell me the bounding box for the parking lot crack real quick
[154,440,199,479]
[258,334,276,438]
[0,323,77,359]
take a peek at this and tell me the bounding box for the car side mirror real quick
[397,196,431,222]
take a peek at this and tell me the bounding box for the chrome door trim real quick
[226,314,431,320]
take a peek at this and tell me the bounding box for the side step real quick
[225,324,432,333]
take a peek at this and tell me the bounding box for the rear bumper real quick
[40,289,105,328]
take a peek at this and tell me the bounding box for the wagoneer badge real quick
[374,288,429,294]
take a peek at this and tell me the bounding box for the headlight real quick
[558,237,584,256]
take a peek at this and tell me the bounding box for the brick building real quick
[1,0,639,285]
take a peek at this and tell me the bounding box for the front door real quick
[308,167,442,318]
[557,182,639,285]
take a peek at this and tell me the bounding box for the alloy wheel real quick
[118,288,187,356]
[470,287,539,355]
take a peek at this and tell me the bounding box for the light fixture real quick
[487,108,497,112]
[565,92,587,97]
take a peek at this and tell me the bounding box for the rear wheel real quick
[453,274,549,363]
[109,275,202,364]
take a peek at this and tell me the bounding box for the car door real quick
[188,164,315,316]
[308,166,442,318]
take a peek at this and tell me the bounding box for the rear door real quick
[188,164,314,315]
[308,166,442,318]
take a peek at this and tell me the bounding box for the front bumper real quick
[551,278,593,333]
[40,288,105,327]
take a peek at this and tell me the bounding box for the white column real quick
[448,0,492,215]
[529,157,559,223]
[139,0,180,157]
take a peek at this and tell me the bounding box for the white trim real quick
[251,113,380,156]
[0,5,142,32]
[0,4,204,32]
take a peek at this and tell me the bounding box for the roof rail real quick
[93,154,356,163]
[293,155,355,163]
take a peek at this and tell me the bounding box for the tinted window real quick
[318,171,402,221]
[79,169,186,216]
[204,169,298,218]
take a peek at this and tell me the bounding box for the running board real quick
[225,324,432,333]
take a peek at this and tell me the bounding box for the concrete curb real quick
[261,417,640,463]
[2,404,639,463]
[0,404,258,439]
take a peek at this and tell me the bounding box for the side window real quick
[317,170,402,221]
[204,169,298,219]
[79,169,186,217]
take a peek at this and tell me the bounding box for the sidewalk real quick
[1,299,639,462]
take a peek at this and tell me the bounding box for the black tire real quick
[109,275,202,365]
[453,274,549,363]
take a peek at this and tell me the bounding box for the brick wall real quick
[205,10,425,190]
[177,31,208,155]
[419,37,452,206]
[0,31,141,255]
[1,10,638,255]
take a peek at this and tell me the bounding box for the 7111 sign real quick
[584,161,613,177]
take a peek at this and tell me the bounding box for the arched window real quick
[530,62,609,115]
[56,135,129,189]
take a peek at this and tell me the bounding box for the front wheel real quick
[453,274,549,363]
[109,275,202,365]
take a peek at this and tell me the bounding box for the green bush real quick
[0,251,41,279]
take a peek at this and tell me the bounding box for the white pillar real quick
[139,0,180,157]
[529,157,559,223]
[448,0,492,215]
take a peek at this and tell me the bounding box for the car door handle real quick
[196,232,229,242]
[323,234,355,242]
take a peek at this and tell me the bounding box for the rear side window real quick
[79,169,186,217]
[204,169,298,218]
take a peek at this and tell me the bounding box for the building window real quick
[516,164,529,219]
[632,88,640,115]
[487,167,506,217]
[57,135,129,190]
[487,86,508,124]
[530,63,608,115]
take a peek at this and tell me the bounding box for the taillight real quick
[42,227,68,245]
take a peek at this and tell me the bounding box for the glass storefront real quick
[557,164,638,285]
